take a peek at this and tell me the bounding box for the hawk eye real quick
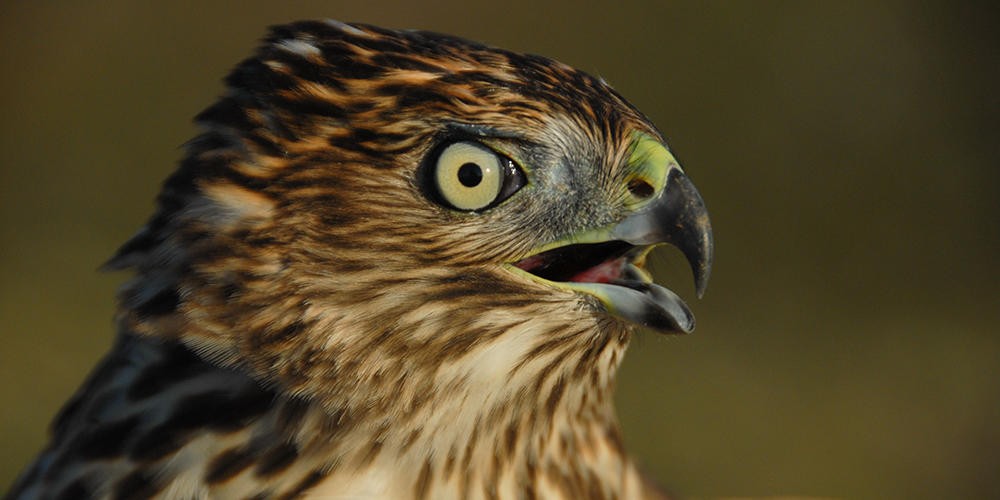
[431,141,525,211]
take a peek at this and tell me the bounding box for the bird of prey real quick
[7,19,712,500]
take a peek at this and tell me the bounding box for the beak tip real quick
[694,231,713,299]
[694,267,710,298]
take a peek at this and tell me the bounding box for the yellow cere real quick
[625,132,681,209]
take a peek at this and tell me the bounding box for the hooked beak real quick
[611,168,713,298]
[510,166,714,334]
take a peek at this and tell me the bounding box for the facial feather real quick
[7,19,705,500]
[106,20,659,409]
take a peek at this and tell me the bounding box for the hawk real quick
[7,20,712,500]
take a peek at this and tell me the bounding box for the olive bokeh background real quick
[1,2,996,497]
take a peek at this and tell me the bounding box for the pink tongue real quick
[569,257,627,284]
[514,254,547,272]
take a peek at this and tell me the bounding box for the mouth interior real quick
[513,241,635,284]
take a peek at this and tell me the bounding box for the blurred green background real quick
[1,1,996,498]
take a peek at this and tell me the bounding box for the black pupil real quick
[457,162,484,187]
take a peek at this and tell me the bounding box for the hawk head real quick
[98,19,712,495]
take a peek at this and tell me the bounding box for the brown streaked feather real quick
[8,19,676,499]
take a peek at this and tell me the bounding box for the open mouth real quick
[505,161,712,335]
[513,240,635,284]
[511,241,696,333]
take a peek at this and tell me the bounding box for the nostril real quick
[627,178,655,200]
